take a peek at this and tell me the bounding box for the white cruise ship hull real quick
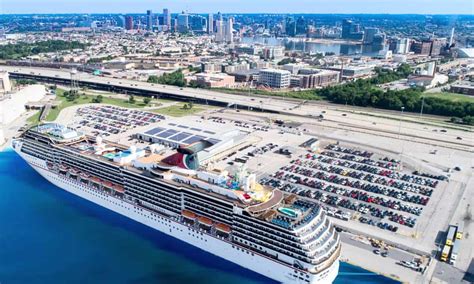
[14,145,339,284]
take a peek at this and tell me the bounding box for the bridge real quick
[2,65,298,114]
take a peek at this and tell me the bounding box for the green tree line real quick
[0,40,88,59]
[317,79,474,125]
[147,70,186,87]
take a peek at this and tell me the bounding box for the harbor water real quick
[0,148,398,284]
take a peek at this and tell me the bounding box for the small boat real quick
[198,216,213,226]
[216,223,231,233]
[182,210,197,219]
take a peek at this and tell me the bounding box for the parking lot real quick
[75,105,165,137]
[260,143,447,236]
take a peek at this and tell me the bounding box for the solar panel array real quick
[143,125,221,145]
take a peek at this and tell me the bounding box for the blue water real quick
[0,148,398,284]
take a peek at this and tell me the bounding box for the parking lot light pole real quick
[419,96,425,118]
[399,106,405,157]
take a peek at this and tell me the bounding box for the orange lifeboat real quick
[215,223,231,233]
[198,216,213,226]
[113,185,125,193]
[90,177,102,184]
[102,181,113,188]
[182,210,197,219]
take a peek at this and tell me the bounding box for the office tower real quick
[411,41,432,55]
[207,13,214,34]
[341,19,363,40]
[363,27,379,44]
[295,16,307,35]
[394,38,410,54]
[190,15,207,32]
[285,18,296,37]
[430,38,445,56]
[225,17,233,43]
[163,8,171,29]
[215,19,224,42]
[125,16,134,30]
[177,12,189,33]
[117,15,126,29]
[146,10,153,31]
[371,33,387,52]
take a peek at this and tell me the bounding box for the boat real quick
[12,123,340,283]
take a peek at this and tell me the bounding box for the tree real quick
[182,104,188,110]
[143,97,151,105]
[128,95,136,104]
[147,71,186,87]
[92,95,103,103]
[147,75,159,83]
[188,101,194,109]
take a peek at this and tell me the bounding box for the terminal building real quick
[136,119,251,164]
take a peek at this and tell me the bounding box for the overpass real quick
[2,66,297,114]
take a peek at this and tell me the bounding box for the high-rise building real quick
[371,33,387,52]
[207,13,214,34]
[225,17,233,43]
[117,15,126,29]
[163,9,171,30]
[190,15,207,32]
[411,41,432,55]
[363,27,379,44]
[146,10,153,31]
[177,12,189,33]
[430,38,445,56]
[295,16,307,35]
[341,19,363,40]
[215,19,224,42]
[125,16,134,30]
[393,38,411,54]
[285,18,296,37]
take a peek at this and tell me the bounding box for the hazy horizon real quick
[1,0,473,15]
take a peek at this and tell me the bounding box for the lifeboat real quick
[102,181,113,188]
[182,210,197,220]
[46,162,54,169]
[113,185,125,193]
[198,216,213,226]
[215,223,231,234]
[59,164,68,171]
[90,177,102,184]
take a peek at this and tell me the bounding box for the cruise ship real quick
[12,123,340,283]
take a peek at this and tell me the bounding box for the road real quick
[2,65,472,152]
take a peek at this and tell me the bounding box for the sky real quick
[0,0,473,14]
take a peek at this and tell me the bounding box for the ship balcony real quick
[309,242,341,275]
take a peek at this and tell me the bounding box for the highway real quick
[2,65,299,113]
[2,65,473,151]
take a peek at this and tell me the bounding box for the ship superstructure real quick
[12,123,340,283]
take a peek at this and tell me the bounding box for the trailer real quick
[446,225,457,246]
[450,241,460,265]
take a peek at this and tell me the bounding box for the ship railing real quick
[309,242,341,274]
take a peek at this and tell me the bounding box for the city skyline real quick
[1,0,473,15]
